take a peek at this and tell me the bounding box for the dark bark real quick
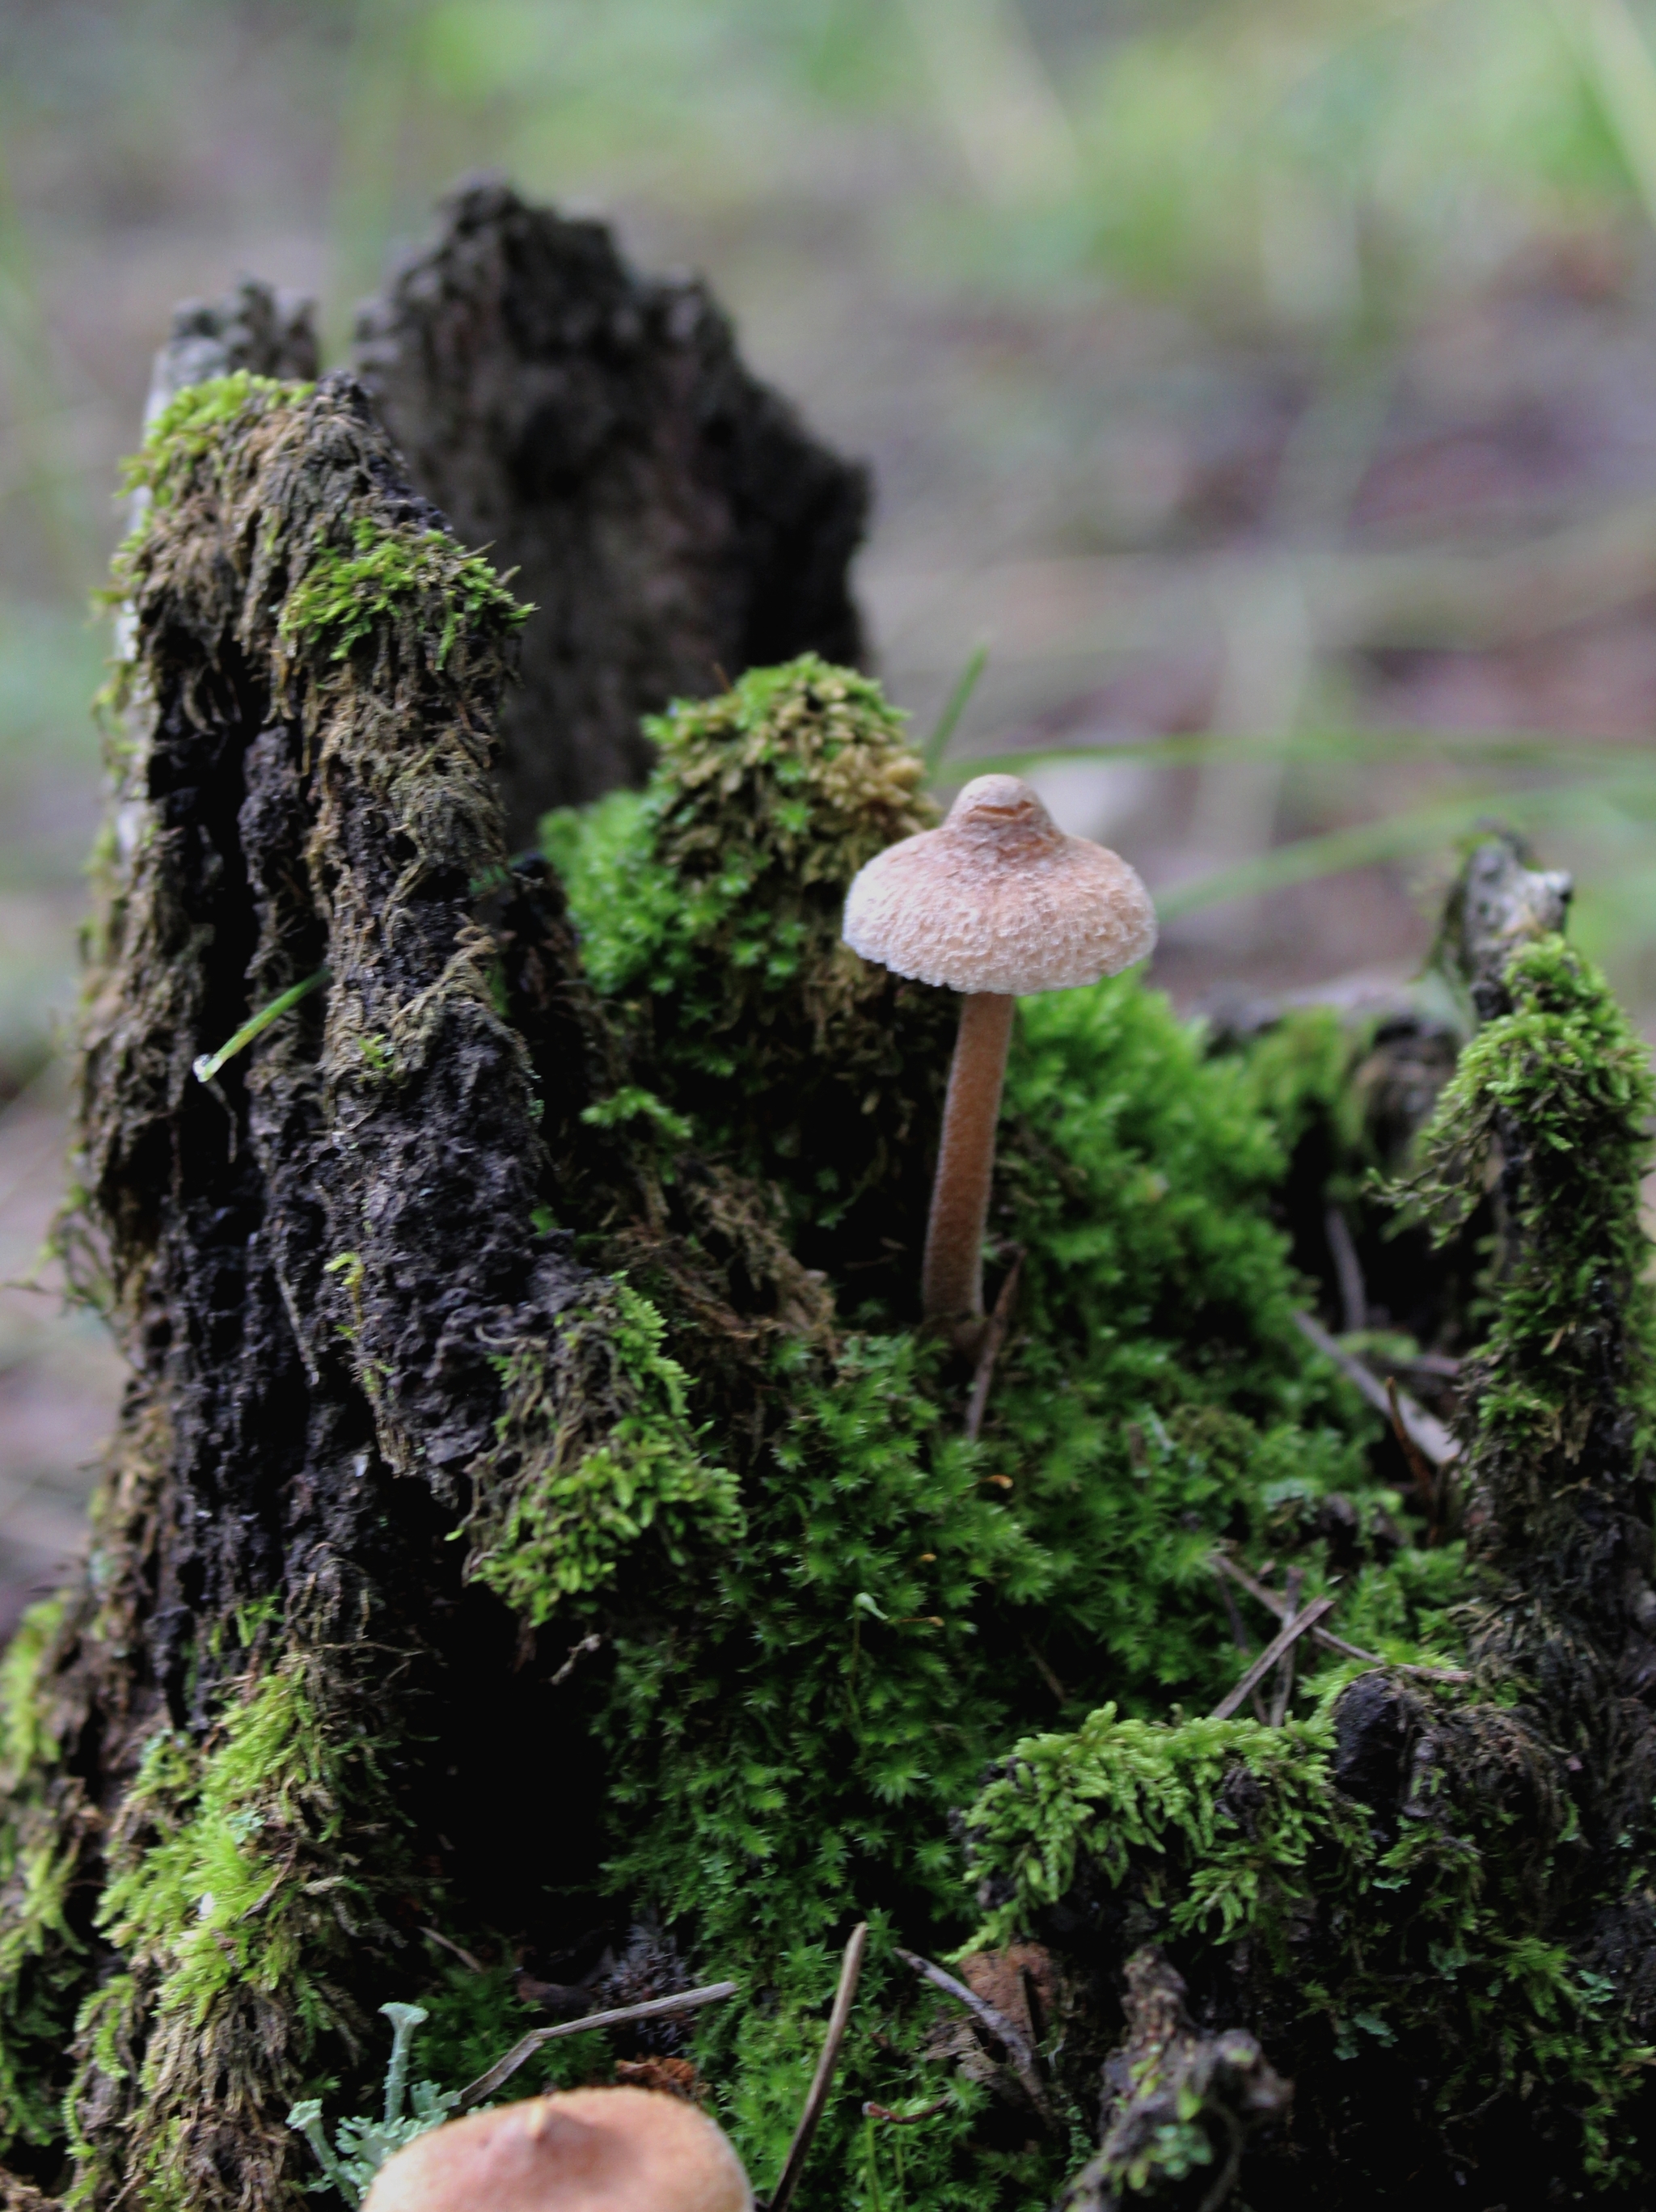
[144,277,319,413]
[0,365,813,2210]
[352,175,869,838]
[59,371,587,2207]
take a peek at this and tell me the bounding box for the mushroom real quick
[362,2085,752,2212]
[843,773,1155,1341]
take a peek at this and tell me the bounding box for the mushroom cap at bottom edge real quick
[362,2085,754,2212]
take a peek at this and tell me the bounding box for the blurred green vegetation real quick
[9,0,1656,1084]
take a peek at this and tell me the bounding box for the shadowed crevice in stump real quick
[352,175,870,837]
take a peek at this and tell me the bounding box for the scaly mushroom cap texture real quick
[842,772,1156,994]
[362,2086,754,2212]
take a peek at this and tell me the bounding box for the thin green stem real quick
[1152,779,1656,921]
[1552,0,1656,234]
[923,641,989,772]
[192,968,330,1086]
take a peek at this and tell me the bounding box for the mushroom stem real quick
[923,990,1016,1332]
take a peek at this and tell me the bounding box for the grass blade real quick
[923,641,989,772]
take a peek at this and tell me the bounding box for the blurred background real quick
[6,0,1656,1615]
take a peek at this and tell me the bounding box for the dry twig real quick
[896,1947,1049,2117]
[550,1632,604,1687]
[1323,1205,1367,1335]
[1292,1310,1457,1468]
[1268,1568,1305,1727]
[965,1251,1024,1442]
[767,1923,868,2212]
[458,1981,737,2109]
[420,1927,486,1974]
[1215,1578,1270,1724]
[1209,1551,1468,1683]
[1386,1374,1441,1536]
[1210,1598,1335,1721]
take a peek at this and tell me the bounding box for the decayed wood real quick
[353,177,869,838]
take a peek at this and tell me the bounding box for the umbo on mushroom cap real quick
[362,2085,753,2212]
[842,774,1155,996]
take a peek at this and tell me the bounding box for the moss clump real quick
[964,1692,1645,2189]
[277,514,530,670]
[1400,932,1656,1566]
[953,899,1656,2204]
[984,977,1417,1710]
[966,1705,1362,1956]
[466,1279,744,1627]
[545,655,955,1301]
[91,1661,352,2033]
[550,666,1405,1715]
[65,1650,412,2211]
[0,1598,86,2158]
[530,669,1481,2205]
[599,1329,1043,1954]
[117,371,312,513]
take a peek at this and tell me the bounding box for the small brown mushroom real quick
[362,2085,753,2212]
[843,773,1155,1340]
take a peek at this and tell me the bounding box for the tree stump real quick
[353,176,868,838]
[6,196,1656,2212]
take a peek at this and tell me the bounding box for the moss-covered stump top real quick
[543,656,954,1301]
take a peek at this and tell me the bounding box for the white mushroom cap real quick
[362,2086,753,2212]
[842,774,1155,995]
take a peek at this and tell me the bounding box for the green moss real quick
[277,514,530,670]
[551,667,1396,1716]
[0,1829,82,2155]
[964,1699,1644,2182]
[968,1704,1358,1951]
[942,926,1656,2197]
[602,1331,1042,1951]
[973,972,1396,1710]
[525,660,1456,2203]
[0,1596,67,1790]
[1400,934,1656,1492]
[0,1595,88,2156]
[546,655,954,1286]
[65,1653,405,2210]
[118,371,310,513]
[1232,1003,1362,1174]
[94,1667,338,2029]
[708,1927,1039,2212]
[466,1280,744,1627]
